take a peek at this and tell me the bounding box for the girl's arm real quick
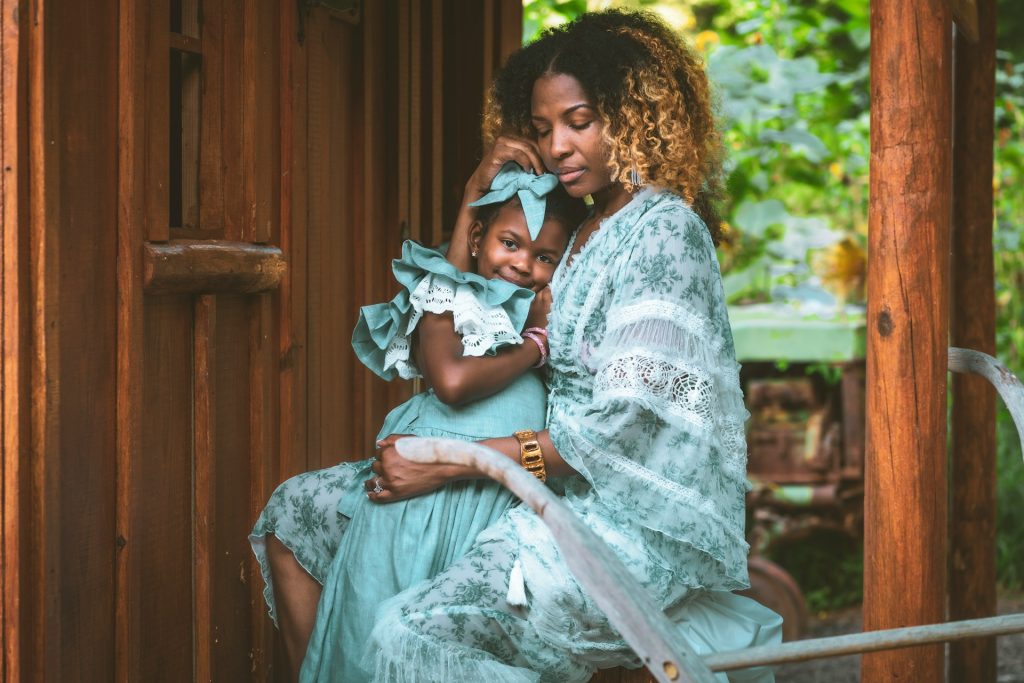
[367,430,576,503]
[413,287,550,406]
[448,137,546,271]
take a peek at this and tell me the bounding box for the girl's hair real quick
[483,9,724,241]
[475,183,588,237]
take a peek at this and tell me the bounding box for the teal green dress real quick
[249,242,547,681]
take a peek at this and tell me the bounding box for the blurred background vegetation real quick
[523,0,1024,607]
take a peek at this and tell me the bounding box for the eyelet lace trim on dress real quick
[382,273,523,379]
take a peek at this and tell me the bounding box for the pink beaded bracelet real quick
[522,331,548,368]
[524,326,548,338]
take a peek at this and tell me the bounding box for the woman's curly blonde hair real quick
[483,9,724,241]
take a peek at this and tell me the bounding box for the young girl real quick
[250,163,586,681]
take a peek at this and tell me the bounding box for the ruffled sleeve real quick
[351,241,535,380]
[549,201,752,590]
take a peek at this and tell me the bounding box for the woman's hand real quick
[463,136,546,205]
[364,434,462,503]
[524,285,552,330]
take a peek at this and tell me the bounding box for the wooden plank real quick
[430,1,443,246]
[198,0,225,234]
[280,0,310,482]
[116,0,148,678]
[138,298,194,680]
[142,240,286,294]
[1,0,26,679]
[949,2,998,680]
[409,0,422,245]
[55,1,120,677]
[193,296,215,683]
[252,0,278,243]
[304,9,325,468]
[221,0,244,241]
[27,0,62,675]
[210,295,254,681]
[145,0,170,241]
[863,1,952,681]
[241,0,257,241]
[248,292,276,681]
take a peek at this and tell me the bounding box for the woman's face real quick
[469,203,569,292]
[530,73,613,199]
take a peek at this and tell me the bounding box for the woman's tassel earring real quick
[629,167,642,187]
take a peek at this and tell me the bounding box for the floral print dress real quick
[365,189,783,683]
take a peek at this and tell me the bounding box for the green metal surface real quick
[729,303,866,363]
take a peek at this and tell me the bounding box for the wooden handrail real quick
[143,240,286,295]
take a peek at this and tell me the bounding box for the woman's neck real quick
[589,182,634,221]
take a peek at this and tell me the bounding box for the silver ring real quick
[372,479,384,495]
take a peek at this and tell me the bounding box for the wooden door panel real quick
[138,296,195,679]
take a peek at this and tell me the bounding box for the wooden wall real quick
[1,0,522,680]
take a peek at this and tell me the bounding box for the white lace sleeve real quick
[382,273,524,379]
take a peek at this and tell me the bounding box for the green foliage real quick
[768,531,863,612]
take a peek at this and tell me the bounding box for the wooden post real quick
[950,0,997,680]
[864,0,952,681]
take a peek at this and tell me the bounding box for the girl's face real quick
[530,72,614,199]
[469,203,570,292]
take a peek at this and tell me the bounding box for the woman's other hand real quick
[525,285,552,329]
[365,434,460,503]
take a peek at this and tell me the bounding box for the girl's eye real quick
[501,239,517,250]
[538,254,555,265]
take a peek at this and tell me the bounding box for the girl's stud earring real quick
[471,251,478,257]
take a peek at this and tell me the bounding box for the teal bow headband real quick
[468,162,560,239]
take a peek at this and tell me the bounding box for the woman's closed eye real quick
[569,120,592,131]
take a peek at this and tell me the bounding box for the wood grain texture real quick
[949,1,998,680]
[1,0,26,679]
[53,0,120,677]
[193,296,215,683]
[143,240,286,294]
[116,0,148,678]
[145,0,170,241]
[863,0,951,681]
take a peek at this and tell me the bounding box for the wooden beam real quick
[949,5,998,678]
[143,240,286,294]
[947,0,980,43]
[863,0,952,681]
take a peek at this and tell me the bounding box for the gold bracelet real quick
[514,429,547,482]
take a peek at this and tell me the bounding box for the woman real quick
[364,10,781,682]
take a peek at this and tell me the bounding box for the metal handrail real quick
[394,347,1024,682]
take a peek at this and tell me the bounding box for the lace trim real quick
[383,274,524,379]
[593,348,716,431]
[604,300,725,357]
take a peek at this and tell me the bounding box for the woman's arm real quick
[366,430,576,503]
[413,286,551,406]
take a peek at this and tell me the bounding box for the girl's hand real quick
[463,136,546,206]
[524,286,552,329]
[364,434,461,503]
